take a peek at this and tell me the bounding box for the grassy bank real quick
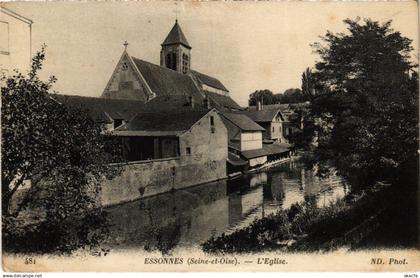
[202,183,394,254]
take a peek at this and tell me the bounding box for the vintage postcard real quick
[1,0,419,273]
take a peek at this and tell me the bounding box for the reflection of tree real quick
[143,221,183,255]
[140,195,184,255]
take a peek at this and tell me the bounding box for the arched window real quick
[171,53,177,70]
[166,53,171,69]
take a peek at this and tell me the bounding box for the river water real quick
[104,160,348,252]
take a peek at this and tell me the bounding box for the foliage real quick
[301,67,316,97]
[202,211,291,254]
[292,18,418,185]
[248,88,309,106]
[248,89,276,106]
[1,46,122,254]
[279,88,309,104]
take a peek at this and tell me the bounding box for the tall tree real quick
[248,89,275,106]
[301,67,315,98]
[1,46,122,253]
[277,88,308,103]
[295,18,418,185]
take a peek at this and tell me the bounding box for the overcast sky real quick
[5,1,419,106]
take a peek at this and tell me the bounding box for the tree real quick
[301,67,315,98]
[248,88,309,106]
[248,89,275,106]
[295,18,418,186]
[1,46,122,253]
[277,88,309,103]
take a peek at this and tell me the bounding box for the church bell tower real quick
[160,20,191,74]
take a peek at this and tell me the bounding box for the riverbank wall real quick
[100,157,227,207]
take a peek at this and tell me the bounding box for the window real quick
[182,53,189,73]
[210,116,214,126]
[166,53,171,68]
[121,62,129,71]
[166,52,177,70]
[272,127,274,133]
[171,53,177,70]
[186,147,191,155]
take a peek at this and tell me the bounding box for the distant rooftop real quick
[221,112,265,132]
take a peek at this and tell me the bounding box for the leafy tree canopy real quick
[1,46,122,253]
[293,18,418,186]
[248,88,309,106]
[248,89,275,106]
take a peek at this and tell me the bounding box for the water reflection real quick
[104,161,347,252]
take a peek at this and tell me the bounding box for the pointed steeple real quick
[160,20,192,74]
[161,20,191,49]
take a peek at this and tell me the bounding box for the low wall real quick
[101,157,226,206]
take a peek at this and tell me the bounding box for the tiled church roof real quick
[131,57,242,111]
[132,57,204,101]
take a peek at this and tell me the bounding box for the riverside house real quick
[101,108,228,206]
[248,103,309,143]
[220,112,289,171]
[237,105,285,143]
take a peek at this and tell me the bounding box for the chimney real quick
[257,100,262,111]
[188,96,194,108]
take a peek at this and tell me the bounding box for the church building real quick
[101,20,241,111]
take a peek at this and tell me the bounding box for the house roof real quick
[248,103,309,111]
[144,95,194,110]
[236,109,283,122]
[205,91,242,111]
[116,109,211,133]
[191,70,228,92]
[52,94,205,124]
[110,130,182,137]
[161,20,191,49]
[241,143,291,159]
[247,103,309,121]
[51,94,145,124]
[221,112,265,132]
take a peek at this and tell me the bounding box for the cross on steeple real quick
[173,2,179,21]
[123,41,129,51]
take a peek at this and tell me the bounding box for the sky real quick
[4,1,419,106]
